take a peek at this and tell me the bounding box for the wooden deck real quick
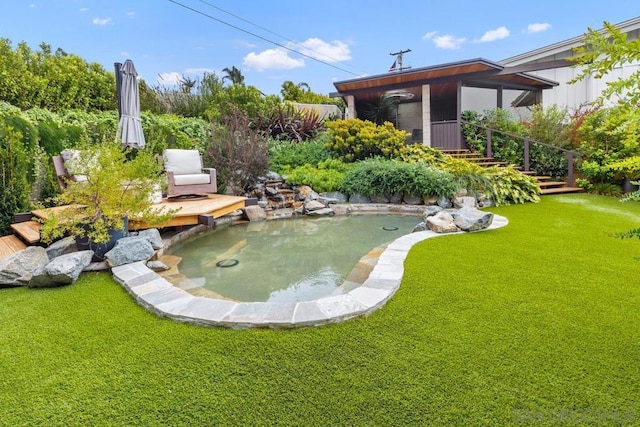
[1,194,247,261]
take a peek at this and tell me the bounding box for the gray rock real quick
[426,211,459,233]
[437,196,453,209]
[297,185,319,201]
[104,237,155,268]
[307,207,334,216]
[423,195,438,205]
[349,193,371,204]
[265,187,279,197]
[423,205,443,219]
[45,236,77,259]
[370,194,390,203]
[454,196,477,209]
[146,260,170,272]
[243,205,266,222]
[266,171,281,181]
[29,250,93,287]
[304,200,326,212]
[403,194,423,205]
[389,193,403,204]
[269,208,294,219]
[319,192,348,203]
[136,228,164,250]
[0,246,49,287]
[412,222,428,232]
[452,207,494,232]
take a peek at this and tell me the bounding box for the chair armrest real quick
[202,168,216,180]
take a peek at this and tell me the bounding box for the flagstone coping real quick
[111,212,508,329]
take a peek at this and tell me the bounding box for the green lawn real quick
[1,194,639,426]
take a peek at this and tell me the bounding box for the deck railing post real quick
[486,128,493,158]
[566,151,575,187]
[523,139,530,172]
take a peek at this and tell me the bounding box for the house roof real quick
[501,16,640,65]
[331,58,557,103]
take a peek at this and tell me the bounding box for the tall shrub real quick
[0,123,31,234]
[206,107,269,195]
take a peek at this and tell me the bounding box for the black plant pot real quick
[75,217,129,262]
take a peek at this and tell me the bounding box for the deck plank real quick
[0,235,27,260]
[10,220,41,244]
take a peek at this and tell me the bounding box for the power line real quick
[168,0,362,77]
[195,0,368,75]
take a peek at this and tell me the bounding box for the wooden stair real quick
[442,149,583,195]
[0,235,26,261]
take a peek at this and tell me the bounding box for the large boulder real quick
[304,200,326,212]
[437,196,453,209]
[423,205,443,219]
[0,246,49,287]
[135,228,164,250]
[426,211,459,233]
[453,196,477,209]
[29,250,94,288]
[349,193,371,204]
[307,207,334,216]
[45,236,77,259]
[319,192,348,204]
[452,207,494,232]
[104,236,155,267]
[297,185,319,201]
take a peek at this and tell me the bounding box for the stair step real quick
[0,235,27,261]
[10,220,41,244]
[540,187,584,195]
[534,176,552,181]
[537,181,568,188]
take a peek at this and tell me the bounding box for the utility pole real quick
[389,49,411,71]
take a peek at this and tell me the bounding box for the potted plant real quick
[40,141,174,260]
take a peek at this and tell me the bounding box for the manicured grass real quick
[1,194,639,426]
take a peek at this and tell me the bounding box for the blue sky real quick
[1,1,639,96]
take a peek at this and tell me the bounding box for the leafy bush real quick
[341,158,456,198]
[577,108,640,184]
[325,119,409,162]
[206,107,269,195]
[281,159,350,193]
[0,122,32,235]
[268,136,331,173]
[398,143,449,166]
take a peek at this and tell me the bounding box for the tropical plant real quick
[325,119,409,162]
[206,106,269,195]
[39,142,173,246]
[221,66,245,86]
[281,159,350,193]
[256,104,326,142]
[356,95,396,125]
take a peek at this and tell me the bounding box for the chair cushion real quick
[60,149,88,182]
[164,149,202,175]
[173,173,211,186]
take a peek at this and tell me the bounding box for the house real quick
[331,16,640,150]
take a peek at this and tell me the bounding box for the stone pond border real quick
[111,205,508,329]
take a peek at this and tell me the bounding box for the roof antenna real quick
[389,49,412,72]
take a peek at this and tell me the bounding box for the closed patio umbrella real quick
[116,59,145,149]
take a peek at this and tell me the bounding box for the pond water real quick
[167,215,420,303]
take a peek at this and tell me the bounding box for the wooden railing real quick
[461,121,581,186]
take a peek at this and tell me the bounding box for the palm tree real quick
[221,66,245,86]
[178,75,197,94]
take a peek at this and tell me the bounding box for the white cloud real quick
[525,22,551,33]
[92,17,111,26]
[422,31,438,40]
[243,49,305,71]
[157,72,182,86]
[475,26,510,42]
[433,35,466,50]
[287,38,351,62]
[79,7,89,12]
